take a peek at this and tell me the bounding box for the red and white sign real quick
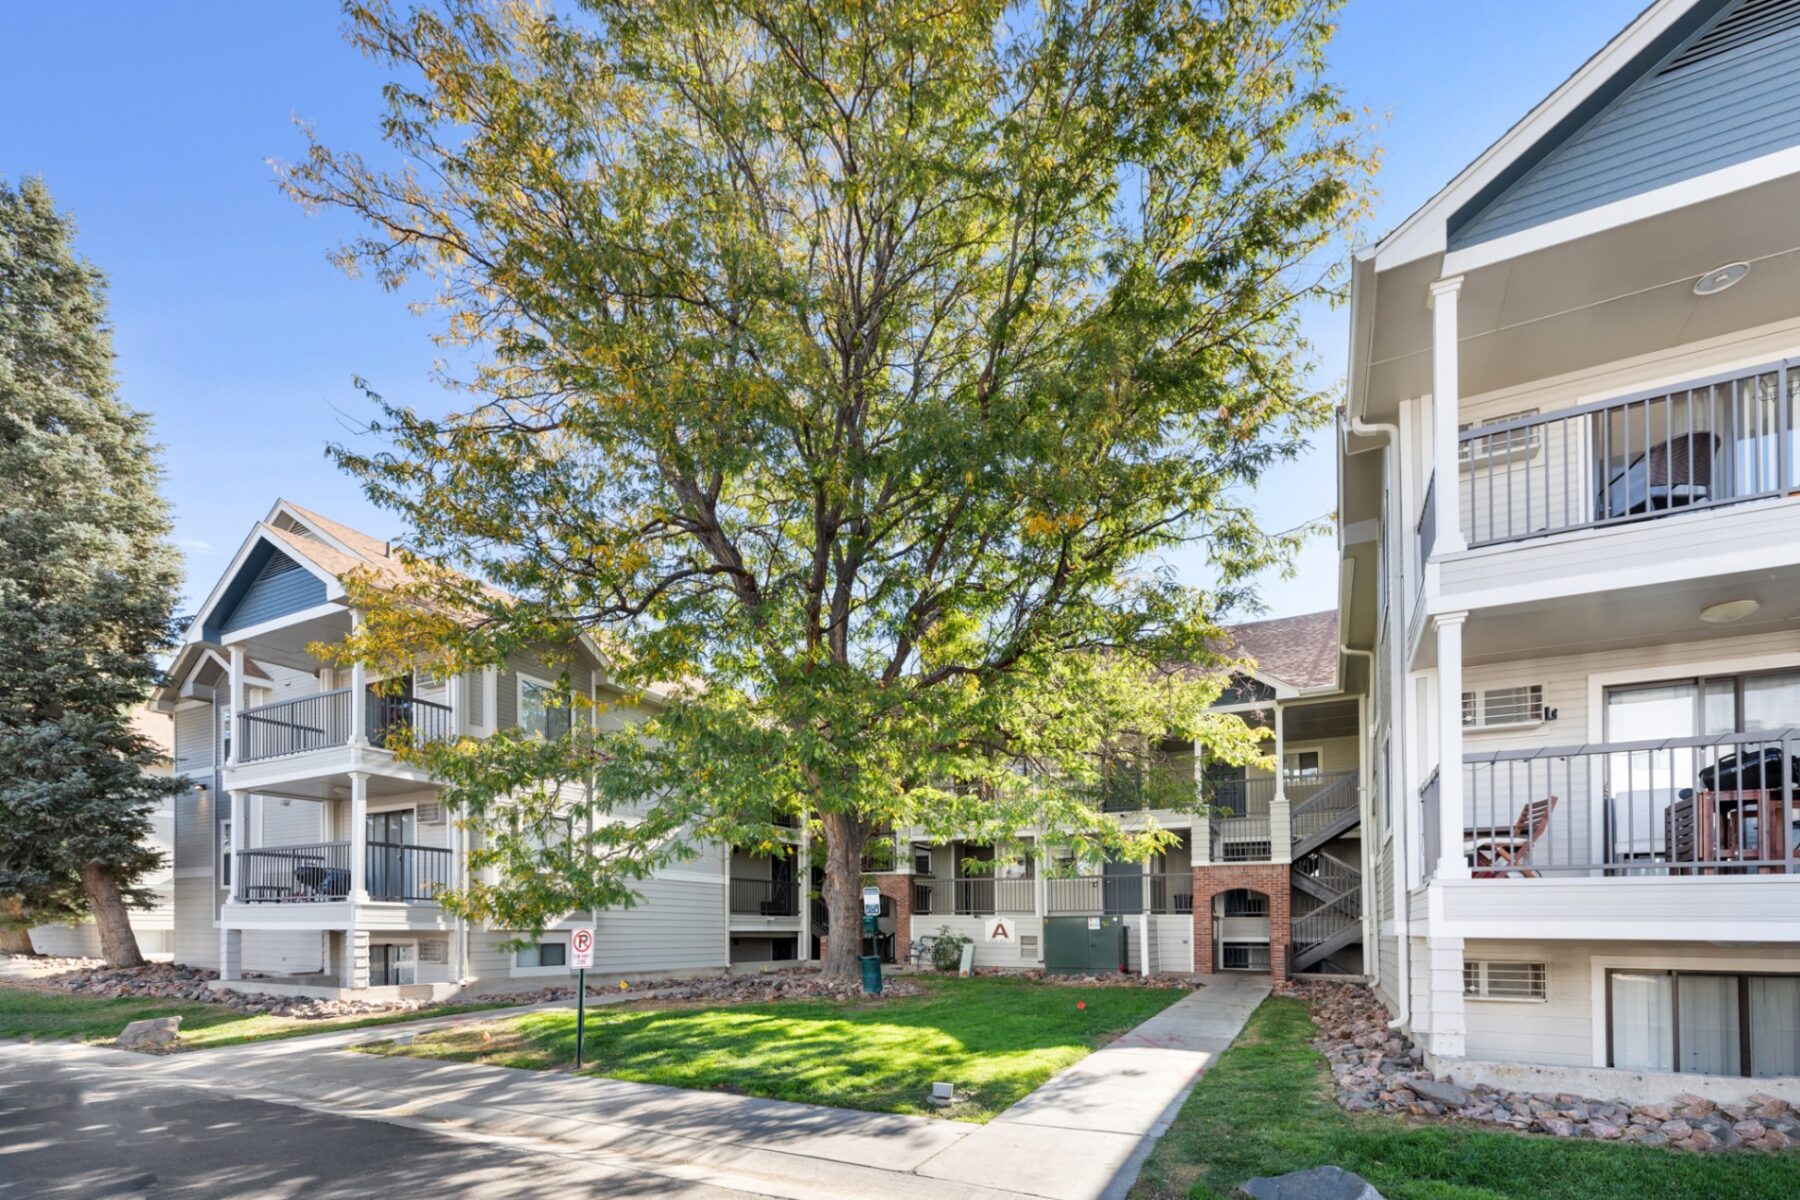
[570,927,595,970]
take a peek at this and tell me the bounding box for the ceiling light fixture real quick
[1693,262,1750,296]
[1699,598,1760,624]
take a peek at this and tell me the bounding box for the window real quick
[1462,685,1544,729]
[514,940,567,969]
[369,942,417,987]
[518,676,572,739]
[1463,960,1547,1001]
[1458,409,1540,465]
[1608,970,1800,1077]
[1283,750,1322,778]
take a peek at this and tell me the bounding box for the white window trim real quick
[516,671,570,739]
[1463,959,1548,1003]
[1461,685,1546,734]
[368,938,420,987]
[510,935,572,977]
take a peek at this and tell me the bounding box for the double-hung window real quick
[518,675,572,739]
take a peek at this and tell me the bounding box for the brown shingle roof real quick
[1228,610,1339,691]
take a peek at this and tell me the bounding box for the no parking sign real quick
[571,927,595,970]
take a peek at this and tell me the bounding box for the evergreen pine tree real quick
[0,177,185,966]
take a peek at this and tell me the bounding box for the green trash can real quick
[860,955,883,994]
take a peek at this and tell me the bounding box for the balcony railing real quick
[1456,729,1799,878]
[729,877,800,916]
[1043,873,1193,915]
[1458,361,1797,548]
[237,689,454,764]
[911,876,1035,916]
[1207,777,1274,817]
[236,840,451,902]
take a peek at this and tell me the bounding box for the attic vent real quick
[286,520,313,539]
[418,802,446,825]
[261,552,303,579]
[418,940,450,965]
[1462,685,1546,730]
[1659,0,1800,75]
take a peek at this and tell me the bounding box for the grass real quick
[1132,997,1800,1200]
[0,983,505,1050]
[361,975,1183,1121]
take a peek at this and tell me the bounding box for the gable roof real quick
[1227,610,1339,693]
[1367,0,1775,271]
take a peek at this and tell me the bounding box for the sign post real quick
[570,927,595,1068]
[860,886,882,994]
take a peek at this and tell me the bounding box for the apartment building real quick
[1341,0,1800,1098]
[875,610,1367,982]
[155,500,744,999]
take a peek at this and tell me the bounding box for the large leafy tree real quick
[0,178,185,966]
[287,0,1370,977]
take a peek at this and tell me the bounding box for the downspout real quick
[1341,412,1411,1030]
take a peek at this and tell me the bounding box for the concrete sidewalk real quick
[12,975,1268,1200]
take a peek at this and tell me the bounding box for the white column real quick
[1435,613,1470,881]
[1429,275,1466,556]
[1269,702,1291,864]
[227,646,246,766]
[349,611,369,747]
[228,789,247,902]
[348,771,370,903]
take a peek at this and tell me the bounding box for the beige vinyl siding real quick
[497,648,596,731]
[922,914,1045,970]
[173,875,218,969]
[468,870,728,984]
[1459,940,1800,1070]
[1246,734,1361,782]
[257,796,325,846]
[1152,913,1195,972]
[242,930,324,976]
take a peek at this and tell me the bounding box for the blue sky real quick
[0,1,1648,619]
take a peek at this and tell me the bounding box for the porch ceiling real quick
[1363,171,1800,418]
[1427,561,1800,669]
[222,606,352,672]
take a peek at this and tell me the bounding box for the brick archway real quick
[1191,864,1290,981]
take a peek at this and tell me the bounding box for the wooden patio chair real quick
[1470,795,1558,878]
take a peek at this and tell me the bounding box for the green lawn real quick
[1133,997,1800,1200]
[361,976,1183,1121]
[0,983,503,1049]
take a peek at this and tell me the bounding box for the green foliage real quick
[362,975,1182,1121]
[280,0,1372,955]
[0,178,185,940]
[932,926,974,971]
[1132,998,1800,1200]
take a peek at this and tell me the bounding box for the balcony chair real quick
[1470,795,1558,879]
[1596,432,1718,521]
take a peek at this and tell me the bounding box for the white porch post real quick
[349,611,369,748]
[1191,737,1212,866]
[1269,702,1292,864]
[227,646,246,766]
[348,771,370,903]
[228,788,247,902]
[1429,275,1466,556]
[1435,613,1470,881]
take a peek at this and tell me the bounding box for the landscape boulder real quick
[116,1015,181,1049]
[1238,1166,1385,1200]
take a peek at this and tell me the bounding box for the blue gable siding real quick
[204,542,330,640]
[1449,0,1800,250]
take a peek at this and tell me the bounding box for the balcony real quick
[236,840,453,903]
[728,877,800,917]
[911,876,1036,917]
[1424,729,1800,881]
[1043,874,1193,915]
[1455,361,1797,550]
[237,689,455,764]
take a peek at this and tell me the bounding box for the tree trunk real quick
[819,811,870,981]
[0,896,35,955]
[78,862,144,969]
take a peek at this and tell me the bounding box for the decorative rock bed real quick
[1282,978,1799,1153]
[12,960,435,1019]
[963,966,1203,989]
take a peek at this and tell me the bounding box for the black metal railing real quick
[237,688,354,762]
[1206,777,1275,817]
[365,841,453,901]
[729,877,801,916]
[236,840,451,902]
[237,689,454,763]
[1460,729,1799,878]
[1459,362,1797,548]
[911,875,1035,916]
[1290,771,1359,844]
[238,841,352,902]
[1044,873,1193,915]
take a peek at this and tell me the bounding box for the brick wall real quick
[871,872,914,965]
[1191,862,1291,982]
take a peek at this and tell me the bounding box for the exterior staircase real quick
[1288,772,1364,973]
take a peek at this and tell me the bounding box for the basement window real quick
[1464,960,1547,1002]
